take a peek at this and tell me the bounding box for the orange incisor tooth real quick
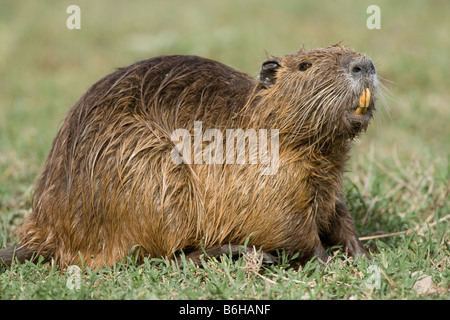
[356,89,367,115]
[359,90,366,109]
[365,88,371,108]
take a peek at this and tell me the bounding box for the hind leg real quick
[177,244,277,265]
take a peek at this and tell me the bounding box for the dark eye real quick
[299,62,312,71]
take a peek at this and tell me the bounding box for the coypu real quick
[0,44,378,268]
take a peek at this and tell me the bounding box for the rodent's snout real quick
[348,56,376,78]
[345,56,377,116]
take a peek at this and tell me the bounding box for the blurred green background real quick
[0,0,449,211]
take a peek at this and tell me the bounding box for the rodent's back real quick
[91,55,256,129]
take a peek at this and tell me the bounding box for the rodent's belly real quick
[194,162,334,253]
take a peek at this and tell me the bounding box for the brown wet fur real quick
[1,44,378,268]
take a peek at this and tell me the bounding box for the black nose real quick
[349,57,376,77]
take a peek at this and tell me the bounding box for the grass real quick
[0,0,449,300]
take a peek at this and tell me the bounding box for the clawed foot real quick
[176,244,277,266]
[345,237,370,260]
[175,238,369,268]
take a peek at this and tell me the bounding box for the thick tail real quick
[0,245,34,267]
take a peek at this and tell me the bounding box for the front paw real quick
[346,238,370,259]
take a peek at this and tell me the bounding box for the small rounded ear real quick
[258,59,281,88]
